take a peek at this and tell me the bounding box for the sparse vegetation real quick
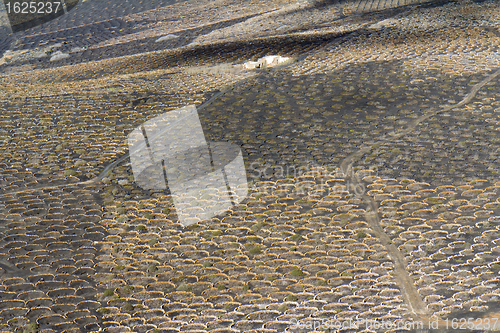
[98,308,111,314]
[134,224,147,232]
[22,322,38,333]
[121,303,134,313]
[103,289,114,297]
[249,245,262,255]
[356,231,367,239]
[289,234,303,242]
[176,283,192,292]
[290,266,305,277]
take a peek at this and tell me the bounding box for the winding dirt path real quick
[340,67,500,325]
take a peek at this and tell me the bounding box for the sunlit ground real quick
[1,0,500,332]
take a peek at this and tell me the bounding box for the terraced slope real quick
[2,0,500,332]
